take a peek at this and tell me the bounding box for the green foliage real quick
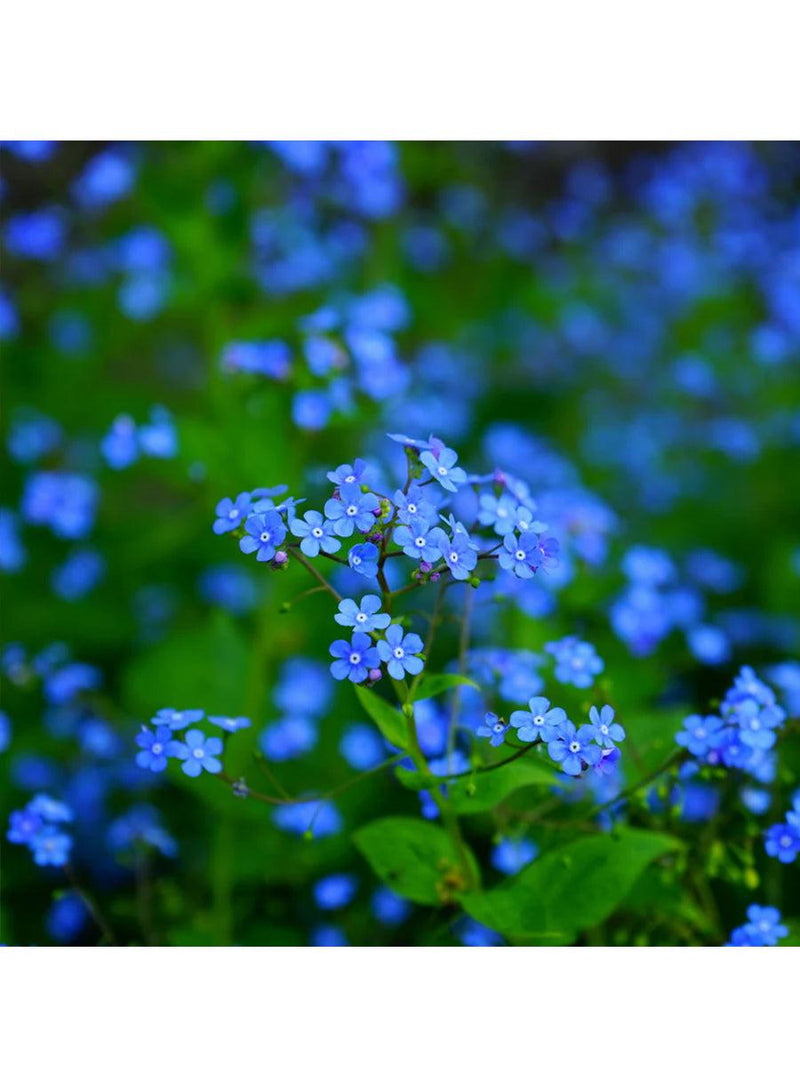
[354,684,409,749]
[395,752,561,814]
[462,830,682,943]
[410,673,478,702]
[353,816,480,905]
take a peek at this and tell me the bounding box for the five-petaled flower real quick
[509,696,566,743]
[587,704,625,749]
[330,632,381,683]
[240,510,287,562]
[377,623,424,679]
[548,721,602,776]
[290,510,341,557]
[335,595,391,632]
[174,730,224,778]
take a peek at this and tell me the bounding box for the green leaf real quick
[410,673,479,702]
[447,756,561,814]
[462,829,681,942]
[394,753,560,812]
[354,684,408,749]
[353,816,480,905]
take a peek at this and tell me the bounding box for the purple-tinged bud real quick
[372,531,384,544]
[372,506,382,517]
[419,560,432,573]
[368,668,382,684]
[430,571,441,582]
[272,550,288,567]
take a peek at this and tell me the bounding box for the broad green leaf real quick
[395,753,560,812]
[354,685,408,749]
[354,816,480,905]
[447,756,561,814]
[462,829,681,942]
[410,673,479,702]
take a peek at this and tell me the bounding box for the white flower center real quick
[346,504,357,516]
[349,652,362,665]
[438,466,447,475]
[312,527,323,538]
[352,556,361,566]
[407,502,417,514]
[356,612,367,623]
[393,647,405,659]
[600,724,609,735]
[228,509,238,519]
[569,741,581,754]
[260,531,271,543]
[449,552,459,563]
[533,715,544,726]
[152,742,163,755]
[345,474,356,484]
[415,536,426,547]
[515,549,525,560]
[193,747,205,759]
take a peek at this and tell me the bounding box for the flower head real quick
[509,696,567,743]
[335,595,391,632]
[587,704,626,749]
[324,483,380,537]
[213,492,251,534]
[290,510,342,557]
[476,711,508,747]
[377,623,424,679]
[329,632,380,683]
[548,721,602,776]
[239,510,287,562]
[420,441,467,492]
[348,542,379,577]
[135,725,182,772]
[174,730,224,777]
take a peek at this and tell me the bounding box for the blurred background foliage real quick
[1,140,799,946]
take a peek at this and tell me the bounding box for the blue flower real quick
[476,711,508,747]
[259,716,317,761]
[339,723,386,769]
[7,807,44,845]
[310,924,349,946]
[208,715,252,733]
[420,441,467,492]
[371,885,411,926]
[736,699,784,750]
[272,800,342,838]
[377,624,424,679]
[154,708,205,731]
[27,794,74,823]
[675,713,725,757]
[324,482,380,537]
[548,721,602,776]
[728,904,788,946]
[491,837,539,874]
[313,873,357,910]
[31,826,73,867]
[478,492,520,535]
[290,510,342,557]
[239,510,287,561]
[509,696,567,743]
[498,531,541,579]
[545,636,604,689]
[329,632,380,683]
[348,542,379,577]
[394,519,442,562]
[430,527,477,580]
[213,493,251,534]
[101,414,139,469]
[174,730,224,777]
[327,459,368,486]
[394,485,438,526]
[135,725,182,772]
[765,821,800,864]
[587,705,626,749]
[334,594,391,632]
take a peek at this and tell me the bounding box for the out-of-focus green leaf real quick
[354,816,479,904]
[410,673,479,702]
[394,753,560,813]
[462,829,681,942]
[354,685,408,749]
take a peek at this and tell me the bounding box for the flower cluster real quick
[101,406,178,470]
[727,904,788,947]
[675,666,786,781]
[135,708,243,777]
[7,794,74,867]
[477,698,625,778]
[764,792,800,864]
